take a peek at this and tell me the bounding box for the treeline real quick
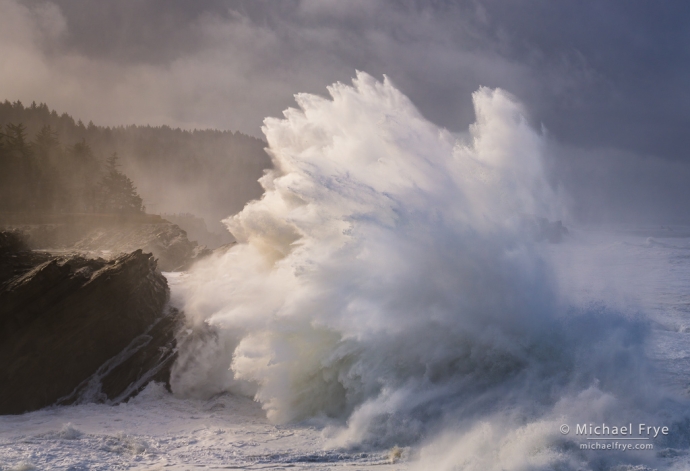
[0,101,272,230]
[0,123,143,214]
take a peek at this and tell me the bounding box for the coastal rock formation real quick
[0,231,180,415]
[0,214,211,271]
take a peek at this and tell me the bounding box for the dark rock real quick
[0,236,181,415]
[58,306,181,406]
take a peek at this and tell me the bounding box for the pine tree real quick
[99,153,144,214]
[0,128,10,211]
[31,125,61,211]
[4,123,36,211]
[33,125,59,155]
[66,139,99,212]
[5,123,30,156]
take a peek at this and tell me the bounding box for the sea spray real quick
[171,72,686,469]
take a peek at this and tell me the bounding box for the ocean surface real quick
[3,74,690,470]
[2,229,690,470]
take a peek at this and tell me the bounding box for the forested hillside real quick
[0,124,143,214]
[0,100,272,231]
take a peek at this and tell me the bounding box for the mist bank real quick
[549,144,690,225]
[3,97,688,229]
[0,213,212,272]
[0,100,272,232]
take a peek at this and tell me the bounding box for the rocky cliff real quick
[0,231,181,415]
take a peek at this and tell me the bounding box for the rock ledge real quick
[0,231,180,415]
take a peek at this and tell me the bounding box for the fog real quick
[2,0,689,224]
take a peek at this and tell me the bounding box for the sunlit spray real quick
[171,72,685,470]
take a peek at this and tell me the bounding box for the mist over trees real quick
[100,154,145,214]
[0,100,272,230]
[0,122,143,214]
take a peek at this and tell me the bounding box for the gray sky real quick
[2,0,690,223]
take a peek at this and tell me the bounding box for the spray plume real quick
[171,72,683,469]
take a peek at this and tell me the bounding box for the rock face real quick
[0,213,211,271]
[0,231,180,415]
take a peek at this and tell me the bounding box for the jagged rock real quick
[66,222,202,271]
[0,236,180,415]
[0,214,211,271]
[57,306,181,406]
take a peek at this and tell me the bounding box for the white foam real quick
[168,73,689,469]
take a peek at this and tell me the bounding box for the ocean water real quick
[3,73,690,470]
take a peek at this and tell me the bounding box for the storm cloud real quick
[2,0,690,223]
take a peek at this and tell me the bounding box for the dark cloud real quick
[480,1,690,159]
[2,0,690,222]
[29,0,234,63]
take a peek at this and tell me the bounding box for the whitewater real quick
[3,72,690,470]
